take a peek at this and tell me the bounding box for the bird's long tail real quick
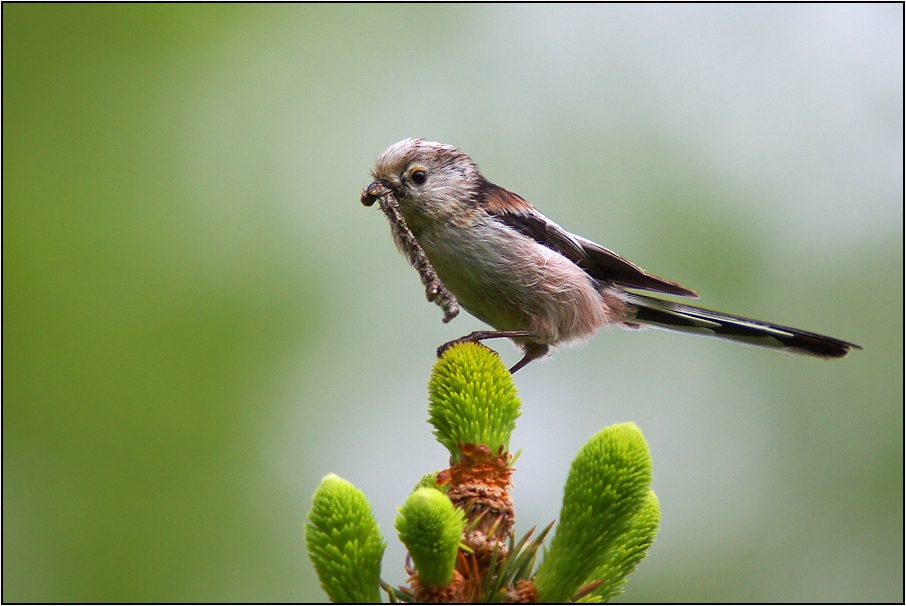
[620,292,861,358]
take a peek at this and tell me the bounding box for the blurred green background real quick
[3,4,902,602]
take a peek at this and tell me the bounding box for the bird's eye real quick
[410,169,427,185]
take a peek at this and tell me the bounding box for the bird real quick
[362,138,861,373]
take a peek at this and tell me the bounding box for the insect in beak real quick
[361,180,391,206]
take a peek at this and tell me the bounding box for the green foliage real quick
[306,361,659,603]
[395,488,466,587]
[305,475,386,604]
[427,342,521,460]
[534,423,655,603]
[579,489,661,603]
[412,471,448,494]
[481,521,556,602]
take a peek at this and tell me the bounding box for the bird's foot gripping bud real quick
[436,330,537,358]
[436,337,498,359]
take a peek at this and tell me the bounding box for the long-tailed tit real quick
[362,138,860,373]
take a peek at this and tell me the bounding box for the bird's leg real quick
[436,330,536,357]
[508,342,550,374]
[437,330,546,374]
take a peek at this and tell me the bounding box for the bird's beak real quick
[361,180,391,207]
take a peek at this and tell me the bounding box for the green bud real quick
[305,474,386,603]
[395,488,466,587]
[412,471,448,494]
[587,489,661,602]
[534,423,653,603]
[428,342,521,460]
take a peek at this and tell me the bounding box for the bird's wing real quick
[481,180,698,298]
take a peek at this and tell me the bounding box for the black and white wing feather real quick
[479,180,698,297]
